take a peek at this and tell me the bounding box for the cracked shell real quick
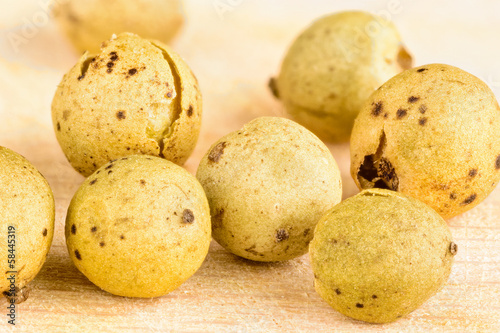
[52,32,202,177]
[0,146,55,302]
[271,11,412,142]
[196,117,342,262]
[52,0,184,54]
[65,155,211,298]
[350,64,500,218]
[310,188,456,323]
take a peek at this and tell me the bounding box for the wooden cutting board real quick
[0,1,499,332]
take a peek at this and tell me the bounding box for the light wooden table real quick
[0,1,499,332]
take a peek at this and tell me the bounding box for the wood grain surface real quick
[1,1,500,332]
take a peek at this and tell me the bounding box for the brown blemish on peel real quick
[303,228,311,237]
[208,142,227,163]
[182,209,195,224]
[71,224,76,234]
[116,111,126,120]
[335,289,341,295]
[461,193,477,205]
[372,295,378,299]
[396,109,407,119]
[356,303,364,308]
[120,235,125,240]
[128,68,137,76]
[245,244,261,256]
[99,242,105,247]
[449,193,457,200]
[42,228,48,237]
[74,249,82,260]
[468,169,478,178]
[419,117,428,126]
[371,102,383,116]
[213,209,224,229]
[417,68,428,73]
[57,122,61,131]
[496,155,500,169]
[419,105,427,113]
[408,96,420,103]
[91,227,97,232]
[187,105,194,117]
[140,179,146,185]
[109,51,118,61]
[449,242,458,255]
[357,132,399,191]
[276,229,289,242]
[89,179,97,185]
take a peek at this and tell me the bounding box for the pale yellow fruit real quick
[66,155,211,297]
[52,33,202,177]
[0,146,55,303]
[53,0,184,53]
[351,64,500,218]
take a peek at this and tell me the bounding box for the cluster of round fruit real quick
[1,6,499,325]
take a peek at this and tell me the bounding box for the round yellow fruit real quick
[65,155,211,297]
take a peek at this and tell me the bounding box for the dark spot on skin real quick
[496,155,500,169]
[74,250,82,260]
[77,75,85,81]
[42,228,47,237]
[449,242,458,255]
[377,158,399,190]
[303,228,311,237]
[408,96,420,103]
[213,209,224,229]
[419,105,427,113]
[356,303,364,308]
[187,105,193,117]
[449,193,457,200]
[116,111,126,120]
[396,109,407,119]
[99,242,105,247]
[107,61,115,68]
[276,229,289,242]
[469,169,478,178]
[107,68,113,74]
[208,142,227,163]
[91,227,97,232]
[90,179,97,185]
[57,122,61,131]
[335,289,341,295]
[371,101,383,116]
[167,92,173,98]
[140,179,146,185]
[120,235,125,240]
[461,193,477,205]
[245,244,260,256]
[182,209,195,224]
[417,68,428,72]
[71,224,76,235]
[128,68,137,76]
[109,52,118,61]
[372,295,378,299]
[419,117,428,126]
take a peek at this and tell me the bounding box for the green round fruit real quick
[196,117,342,262]
[272,11,412,142]
[310,188,457,323]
